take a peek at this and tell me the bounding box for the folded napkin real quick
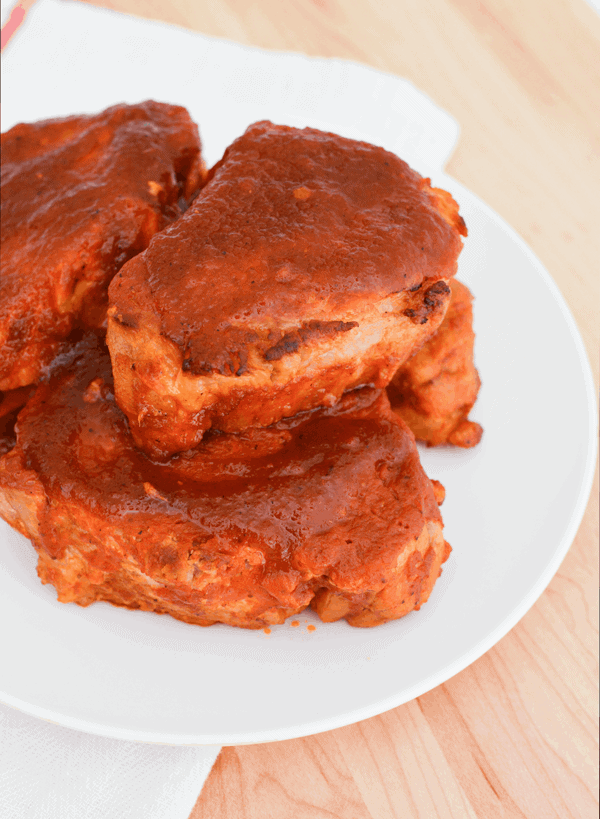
[0,702,220,819]
[1,2,459,817]
[1,0,458,170]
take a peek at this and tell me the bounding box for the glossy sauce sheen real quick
[0,101,202,389]
[16,335,441,591]
[110,121,465,375]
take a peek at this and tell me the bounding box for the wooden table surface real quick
[7,1,599,816]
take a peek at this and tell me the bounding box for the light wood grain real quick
[66,0,600,815]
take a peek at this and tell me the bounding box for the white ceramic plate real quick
[0,1,596,746]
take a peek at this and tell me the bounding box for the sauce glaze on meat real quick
[1,101,204,390]
[0,335,449,628]
[108,121,466,457]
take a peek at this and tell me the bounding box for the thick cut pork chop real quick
[108,121,466,458]
[0,335,450,629]
[0,101,204,390]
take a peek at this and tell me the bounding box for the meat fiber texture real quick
[0,335,450,629]
[108,121,467,458]
[0,101,204,391]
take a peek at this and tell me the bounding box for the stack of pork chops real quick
[0,104,482,630]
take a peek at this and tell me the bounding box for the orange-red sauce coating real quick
[110,121,464,375]
[15,335,441,592]
[1,101,202,389]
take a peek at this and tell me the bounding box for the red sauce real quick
[0,101,203,390]
[109,120,465,376]
[15,334,441,593]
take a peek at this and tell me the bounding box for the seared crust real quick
[108,120,465,457]
[0,101,204,390]
[0,335,450,629]
[388,279,483,447]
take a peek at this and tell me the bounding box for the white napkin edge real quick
[2,0,460,175]
[0,702,220,819]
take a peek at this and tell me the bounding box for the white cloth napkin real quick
[1,2,459,817]
[1,0,458,171]
[0,702,220,819]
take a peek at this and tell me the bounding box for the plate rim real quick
[0,172,597,746]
